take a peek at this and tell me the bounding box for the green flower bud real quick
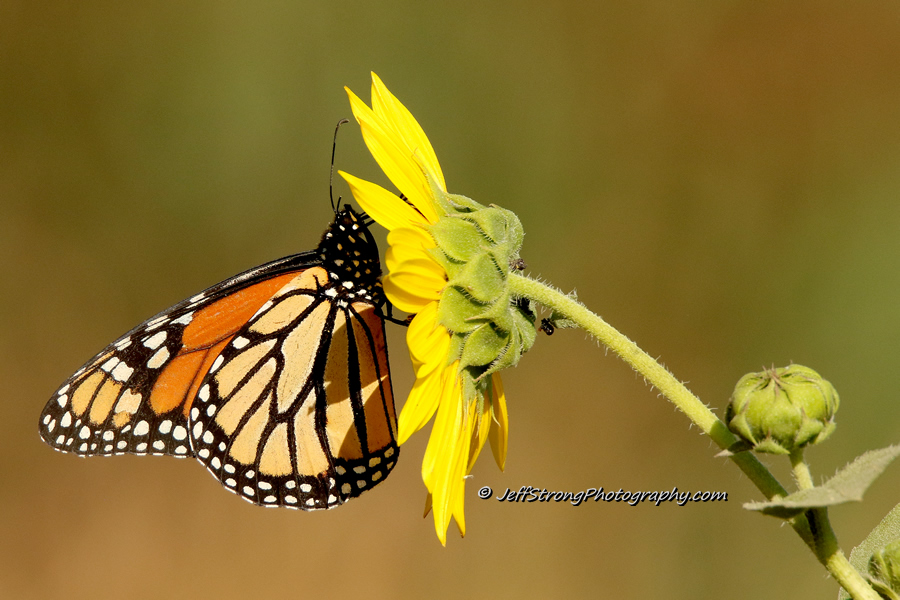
[725,365,839,455]
[869,538,900,597]
[427,186,536,386]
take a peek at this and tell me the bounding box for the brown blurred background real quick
[3,2,900,598]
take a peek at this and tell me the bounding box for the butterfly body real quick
[39,207,398,510]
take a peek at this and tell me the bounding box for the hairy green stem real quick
[790,448,815,491]
[510,273,783,496]
[789,450,879,599]
[507,273,886,594]
[809,508,879,599]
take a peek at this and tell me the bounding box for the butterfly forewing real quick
[39,254,318,459]
[189,266,399,510]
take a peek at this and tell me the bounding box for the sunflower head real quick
[422,176,535,393]
[339,72,534,544]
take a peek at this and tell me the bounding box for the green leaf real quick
[744,445,900,518]
[838,502,900,600]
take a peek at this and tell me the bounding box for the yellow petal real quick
[370,72,447,193]
[385,244,436,278]
[421,372,469,545]
[383,283,434,314]
[391,257,445,287]
[406,305,450,378]
[387,225,436,251]
[397,367,443,444]
[450,401,478,538]
[488,374,508,471]
[421,366,461,485]
[467,393,492,475]
[339,171,428,232]
[384,263,444,313]
[384,226,436,273]
[346,87,440,224]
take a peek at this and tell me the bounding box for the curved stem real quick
[809,507,879,599]
[789,451,878,600]
[510,273,784,495]
[509,274,824,529]
[509,273,882,598]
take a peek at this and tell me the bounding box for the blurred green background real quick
[3,2,900,598]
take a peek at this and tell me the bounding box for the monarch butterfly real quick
[38,204,398,511]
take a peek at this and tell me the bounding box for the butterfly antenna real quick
[330,118,350,214]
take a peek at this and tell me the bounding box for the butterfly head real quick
[317,205,383,301]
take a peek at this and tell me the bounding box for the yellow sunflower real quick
[339,73,513,544]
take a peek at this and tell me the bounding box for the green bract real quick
[869,538,900,597]
[725,365,839,455]
[426,180,535,393]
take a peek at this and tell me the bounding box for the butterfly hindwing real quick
[189,265,399,510]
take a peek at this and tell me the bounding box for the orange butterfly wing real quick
[189,266,398,510]
[39,207,399,510]
[39,269,303,457]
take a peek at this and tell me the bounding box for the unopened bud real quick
[725,365,839,455]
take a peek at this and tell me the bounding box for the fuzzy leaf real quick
[838,502,900,600]
[744,445,900,518]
